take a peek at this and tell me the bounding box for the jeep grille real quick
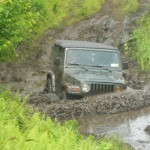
[91,83,114,93]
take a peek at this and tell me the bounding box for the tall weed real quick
[124,11,150,70]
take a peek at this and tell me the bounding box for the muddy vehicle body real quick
[46,40,128,99]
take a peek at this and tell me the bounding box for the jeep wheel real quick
[43,78,52,93]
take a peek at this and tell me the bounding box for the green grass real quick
[124,9,150,70]
[0,89,132,150]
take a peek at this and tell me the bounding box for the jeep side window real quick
[53,45,64,66]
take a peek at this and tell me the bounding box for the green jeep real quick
[44,40,128,99]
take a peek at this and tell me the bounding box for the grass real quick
[124,9,150,70]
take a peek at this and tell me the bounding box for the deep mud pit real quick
[0,0,150,150]
[78,107,150,150]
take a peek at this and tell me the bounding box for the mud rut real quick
[0,0,150,120]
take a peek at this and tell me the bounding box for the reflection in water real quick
[78,107,150,150]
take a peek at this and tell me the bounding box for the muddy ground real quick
[28,86,150,120]
[0,0,150,120]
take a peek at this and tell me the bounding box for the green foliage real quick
[0,0,39,61]
[0,0,105,61]
[66,0,105,25]
[123,0,139,14]
[0,90,132,150]
[124,11,150,70]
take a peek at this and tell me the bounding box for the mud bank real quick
[28,85,150,120]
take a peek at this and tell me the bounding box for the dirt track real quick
[0,0,150,120]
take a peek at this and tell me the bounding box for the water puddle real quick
[78,107,150,150]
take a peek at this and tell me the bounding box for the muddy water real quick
[78,107,150,150]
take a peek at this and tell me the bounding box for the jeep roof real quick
[55,40,118,50]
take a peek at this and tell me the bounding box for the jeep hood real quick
[65,68,125,84]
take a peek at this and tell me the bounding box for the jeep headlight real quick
[114,84,124,92]
[81,83,90,93]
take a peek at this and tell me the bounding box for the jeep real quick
[44,40,128,99]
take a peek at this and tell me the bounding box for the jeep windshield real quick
[65,48,121,70]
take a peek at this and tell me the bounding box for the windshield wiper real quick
[91,65,112,72]
[91,65,103,68]
[68,63,80,66]
[68,63,89,71]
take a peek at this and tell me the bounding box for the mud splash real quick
[28,85,150,120]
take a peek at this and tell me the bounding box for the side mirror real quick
[54,58,61,66]
[123,62,128,70]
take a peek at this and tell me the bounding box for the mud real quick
[0,0,150,120]
[28,86,150,120]
[78,106,150,150]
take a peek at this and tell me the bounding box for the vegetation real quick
[0,90,132,150]
[0,0,105,61]
[0,0,140,61]
[112,0,139,14]
[124,10,150,70]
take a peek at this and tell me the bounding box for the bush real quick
[0,0,39,61]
